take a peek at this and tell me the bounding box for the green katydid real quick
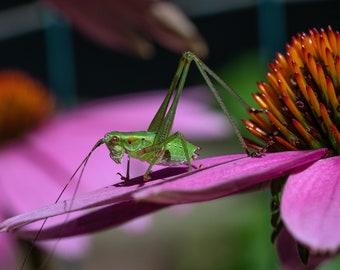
[96,51,251,181]
[21,51,254,269]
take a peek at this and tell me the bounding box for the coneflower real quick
[243,26,340,267]
[244,26,340,155]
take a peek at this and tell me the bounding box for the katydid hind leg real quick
[150,51,253,155]
[152,54,191,145]
[147,55,187,133]
[145,50,252,179]
[144,53,196,180]
[143,148,165,181]
[183,51,254,155]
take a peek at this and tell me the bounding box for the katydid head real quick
[103,132,125,164]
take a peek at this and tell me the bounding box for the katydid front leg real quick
[117,155,131,180]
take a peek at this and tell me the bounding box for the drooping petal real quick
[281,156,340,251]
[0,149,326,239]
[276,228,329,270]
[44,0,208,57]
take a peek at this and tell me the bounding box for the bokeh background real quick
[2,0,340,269]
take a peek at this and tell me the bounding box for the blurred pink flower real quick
[0,79,228,268]
[44,0,208,58]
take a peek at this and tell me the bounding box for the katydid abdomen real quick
[150,137,199,166]
[103,131,200,179]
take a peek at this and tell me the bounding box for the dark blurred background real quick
[0,0,339,101]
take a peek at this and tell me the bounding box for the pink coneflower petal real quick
[281,156,340,251]
[133,150,327,204]
[16,201,167,240]
[0,211,17,270]
[0,149,326,239]
[276,228,329,270]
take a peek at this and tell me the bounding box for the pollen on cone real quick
[244,26,340,154]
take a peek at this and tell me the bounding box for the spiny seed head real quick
[244,26,340,155]
[0,70,54,144]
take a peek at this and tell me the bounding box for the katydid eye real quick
[111,136,119,143]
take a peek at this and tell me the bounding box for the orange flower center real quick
[0,70,54,144]
[243,26,340,155]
